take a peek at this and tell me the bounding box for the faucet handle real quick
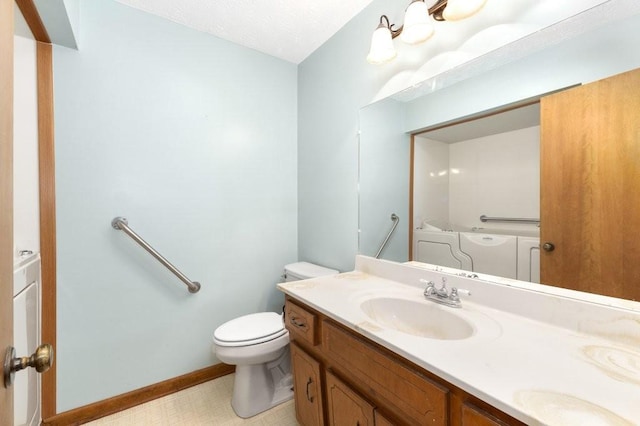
[421,279,436,296]
[450,287,471,302]
[420,279,434,287]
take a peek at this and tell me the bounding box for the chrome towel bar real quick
[111,217,201,293]
[479,215,540,225]
[375,213,399,259]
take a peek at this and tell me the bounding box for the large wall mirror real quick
[359,4,640,304]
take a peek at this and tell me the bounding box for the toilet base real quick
[230,349,293,418]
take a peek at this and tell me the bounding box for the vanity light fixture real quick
[443,0,488,21]
[367,0,488,64]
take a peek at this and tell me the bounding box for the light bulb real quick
[367,23,397,64]
[401,0,434,44]
[443,0,487,21]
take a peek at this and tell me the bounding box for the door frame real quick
[36,39,56,421]
[15,0,56,419]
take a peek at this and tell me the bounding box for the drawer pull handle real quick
[290,317,307,329]
[306,378,314,402]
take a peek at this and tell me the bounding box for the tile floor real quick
[85,374,299,425]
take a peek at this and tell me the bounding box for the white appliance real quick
[413,230,472,270]
[13,253,41,426]
[413,229,540,283]
[517,237,541,283]
[460,232,518,279]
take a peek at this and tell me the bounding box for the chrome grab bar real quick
[479,215,540,225]
[375,213,399,259]
[111,217,201,293]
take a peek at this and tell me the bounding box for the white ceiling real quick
[116,0,375,64]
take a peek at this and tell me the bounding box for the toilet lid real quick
[214,312,286,345]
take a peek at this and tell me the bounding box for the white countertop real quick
[278,256,640,426]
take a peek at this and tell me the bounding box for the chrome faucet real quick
[421,277,471,308]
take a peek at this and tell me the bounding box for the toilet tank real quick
[283,262,338,282]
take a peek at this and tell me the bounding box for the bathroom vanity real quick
[278,256,640,425]
[284,299,521,425]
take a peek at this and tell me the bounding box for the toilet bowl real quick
[212,262,338,418]
[213,312,292,418]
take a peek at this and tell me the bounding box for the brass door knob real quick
[3,343,54,388]
[542,242,555,252]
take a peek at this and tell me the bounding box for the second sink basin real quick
[360,297,474,340]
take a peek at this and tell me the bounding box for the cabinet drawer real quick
[323,321,448,425]
[285,299,318,346]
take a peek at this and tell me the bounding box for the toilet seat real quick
[214,312,286,347]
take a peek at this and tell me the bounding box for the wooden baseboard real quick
[42,363,235,426]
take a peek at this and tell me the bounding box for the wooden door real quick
[540,68,640,300]
[291,342,324,426]
[1,0,15,423]
[326,371,375,426]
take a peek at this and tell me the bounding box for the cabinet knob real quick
[542,242,555,252]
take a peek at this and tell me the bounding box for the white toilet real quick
[212,262,338,418]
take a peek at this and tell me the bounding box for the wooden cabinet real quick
[540,67,640,300]
[291,342,324,426]
[286,299,319,346]
[325,371,375,426]
[374,411,397,426]
[284,297,525,426]
[461,403,508,426]
[323,320,448,425]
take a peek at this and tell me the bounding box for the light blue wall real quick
[62,0,80,44]
[297,0,399,273]
[358,98,409,262]
[53,1,297,411]
[34,0,78,48]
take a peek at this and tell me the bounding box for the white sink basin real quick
[360,297,474,340]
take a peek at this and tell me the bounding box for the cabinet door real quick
[461,403,507,426]
[291,342,324,426]
[373,411,396,426]
[323,321,448,425]
[540,67,640,300]
[326,371,375,426]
